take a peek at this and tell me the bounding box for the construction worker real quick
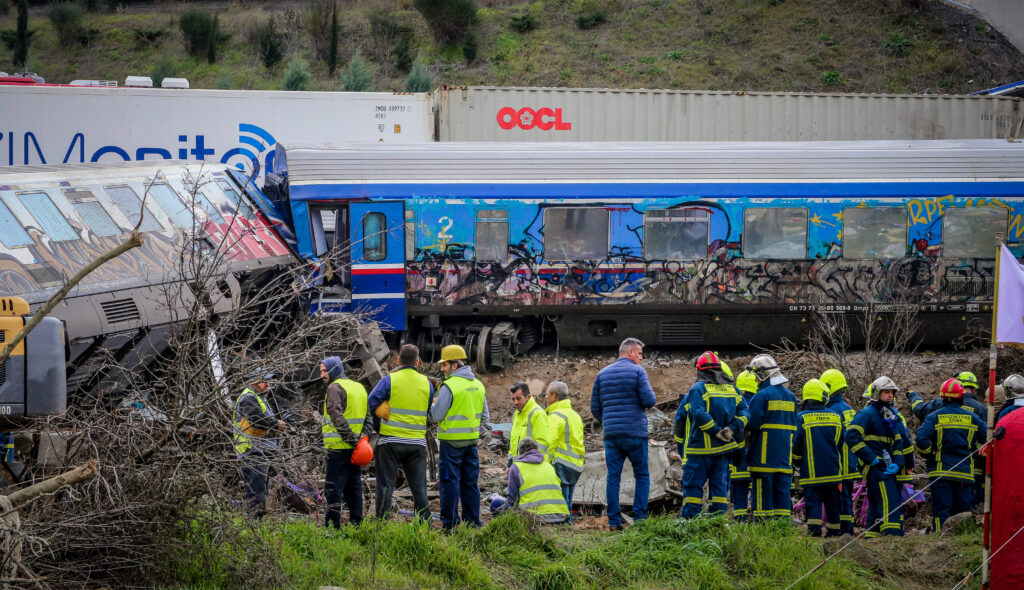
[847,376,907,537]
[233,367,287,518]
[997,374,1024,423]
[319,356,370,528]
[680,352,749,518]
[745,354,798,521]
[428,344,489,531]
[793,379,845,537]
[509,382,550,463]
[591,337,658,530]
[368,344,434,521]
[729,370,758,519]
[821,368,857,535]
[507,438,571,523]
[914,378,987,533]
[544,381,585,521]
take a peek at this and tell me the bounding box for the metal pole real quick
[983,234,1003,589]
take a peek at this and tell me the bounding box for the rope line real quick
[950,519,1024,590]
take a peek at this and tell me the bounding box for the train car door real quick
[349,202,406,330]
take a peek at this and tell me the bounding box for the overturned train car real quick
[262,139,1024,371]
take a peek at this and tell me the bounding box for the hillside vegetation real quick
[0,0,1021,93]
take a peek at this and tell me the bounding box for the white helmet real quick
[1004,374,1024,399]
[748,354,786,384]
[867,376,898,399]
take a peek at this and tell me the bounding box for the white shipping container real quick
[436,86,1023,142]
[0,86,434,179]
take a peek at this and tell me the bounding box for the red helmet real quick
[696,351,721,371]
[940,378,965,399]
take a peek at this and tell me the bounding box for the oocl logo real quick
[497,107,572,131]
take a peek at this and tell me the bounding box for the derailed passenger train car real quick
[263,140,1024,370]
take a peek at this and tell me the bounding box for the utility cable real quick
[785,445,987,590]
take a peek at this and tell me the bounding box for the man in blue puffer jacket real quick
[591,337,658,530]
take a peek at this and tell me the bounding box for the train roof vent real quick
[161,77,189,89]
[100,299,141,324]
[658,321,703,345]
[124,75,153,88]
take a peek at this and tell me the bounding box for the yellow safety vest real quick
[514,460,570,517]
[322,378,368,450]
[438,374,486,441]
[509,397,549,458]
[233,387,270,455]
[546,399,585,471]
[380,368,430,439]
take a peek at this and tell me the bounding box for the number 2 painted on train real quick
[437,216,454,240]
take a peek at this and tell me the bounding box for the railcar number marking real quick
[437,217,454,240]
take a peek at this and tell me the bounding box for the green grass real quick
[169,513,977,590]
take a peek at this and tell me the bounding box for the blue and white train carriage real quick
[261,140,1024,371]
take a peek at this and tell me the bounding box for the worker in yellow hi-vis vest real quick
[232,367,287,518]
[319,356,372,528]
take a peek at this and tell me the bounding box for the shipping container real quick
[0,86,434,180]
[435,86,1023,142]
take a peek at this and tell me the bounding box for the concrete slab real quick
[574,442,672,506]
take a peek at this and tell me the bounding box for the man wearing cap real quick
[429,345,489,531]
[320,356,372,528]
[233,367,287,518]
[368,344,434,521]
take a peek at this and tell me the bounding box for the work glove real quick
[715,427,733,443]
[884,463,900,476]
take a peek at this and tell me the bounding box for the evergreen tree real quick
[328,2,338,75]
[463,31,476,65]
[207,13,219,64]
[14,0,28,69]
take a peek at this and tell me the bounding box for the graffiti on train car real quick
[402,196,1018,308]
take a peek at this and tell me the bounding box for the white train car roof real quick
[278,140,1024,186]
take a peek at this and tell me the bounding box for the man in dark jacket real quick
[847,376,907,537]
[591,337,657,530]
[320,356,372,528]
[233,367,287,518]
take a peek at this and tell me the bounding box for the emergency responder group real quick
[232,339,1019,535]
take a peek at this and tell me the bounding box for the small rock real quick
[940,511,974,536]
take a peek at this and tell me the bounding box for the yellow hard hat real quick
[820,369,847,393]
[957,371,979,390]
[802,379,830,403]
[441,344,467,362]
[736,370,758,394]
[721,360,734,381]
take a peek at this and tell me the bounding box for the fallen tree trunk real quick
[5,459,99,510]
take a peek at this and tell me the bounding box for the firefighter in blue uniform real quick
[847,376,906,537]
[793,379,845,537]
[729,370,759,519]
[821,369,858,535]
[915,378,987,533]
[996,374,1024,423]
[745,354,798,521]
[680,352,750,518]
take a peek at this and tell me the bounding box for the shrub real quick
[883,32,911,57]
[14,0,28,69]
[413,0,478,43]
[304,0,332,60]
[462,31,476,65]
[132,28,163,48]
[393,33,413,73]
[340,50,373,91]
[216,68,233,89]
[80,0,100,12]
[206,13,218,64]
[282,58,311,90]
[509,13,536,33]
[247,17,284,68]
[0,0,7,16]
[666,50,685,59]
[328,1,338,74]
[405,59,431,92]
[574,10,606,30]
[179,8,214,57]
[150,55,177,88]
[47,1,84,47]
[821,69,845,86]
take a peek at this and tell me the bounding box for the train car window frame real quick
[943,207,1008,258]
[842,206,907,259]
[148,183,194,229]
[642,207,710,261]
[361,212,387,262]
[103,185,164,233]
[16,191,79,242]
[543,207,610,261]
[475,208,509,262]
[215,178,253,218]
[0,197,33,247]
[62,188,122,238]
[311,205,346,257]
[742,207,809,259]
[404,208,416,262]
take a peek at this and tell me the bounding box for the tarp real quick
[990,408,1024,589]
[573,442,672,506]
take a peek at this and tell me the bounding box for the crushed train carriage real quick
[260,139,1024,371]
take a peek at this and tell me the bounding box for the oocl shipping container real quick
[0,86,434,179]
[435,86,1023,142]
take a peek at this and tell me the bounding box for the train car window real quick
[104,186,163,232]
[944,207,1007,258]
[148,184,194,228]
[643,208,709,260]
[405,209,416,261]
[195,190,227,224]
[843,207,907,258]
[475,209,508,261]
[743,208,807,259]
[62,188,121,238]
[0,198,33,247]
[311,207,346,256]
[362,213,387,261]
[17,191,78,241]
[215,179,253,218]
[544,207,610,261]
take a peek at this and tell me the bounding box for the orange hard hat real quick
[351,436,374,466]
[375,400,391,420]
